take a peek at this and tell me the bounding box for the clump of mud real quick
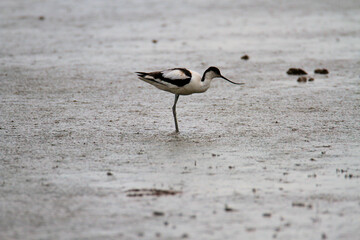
[292,202,313,209]
[287,68,307,75]
[241,54,249,60]
[297,77,314,83]
[126,188,181,197]
[314,68,329,74]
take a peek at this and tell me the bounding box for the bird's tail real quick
[135,72,147,78]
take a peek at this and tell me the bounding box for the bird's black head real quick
[202,66,244,85]
[205,66,221,76]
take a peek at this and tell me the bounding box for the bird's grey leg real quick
[172,94,180,133]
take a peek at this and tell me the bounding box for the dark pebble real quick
[246,227,256,232]
[181,233,189,238]
[225,204,235,212]
[287,68,307,75]
[292,202,305,207]
[107,171,113,176]
[241,54,249,60]
[314,68,329,74]
[297,76,307,82]
[263,213,272,218]
[153,211,165,216]
[39,16,45,21]
[152,39,158,44]
[345,174,353,179]
[308,77,315,81]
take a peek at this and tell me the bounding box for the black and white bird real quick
[136,66,244,133]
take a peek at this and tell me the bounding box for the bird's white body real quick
[136,67,243,132]
[138,69,212,95]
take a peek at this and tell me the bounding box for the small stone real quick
[314,69,329,74]
[181,233,189,238]
[287,68,307,75]
[308,77,315,81]
[263,213,272,218]
[152,39,158,44]
[225,204,235,212]
[241,54,249,60]
[153,211,164,216]
[246,227,256,232]
[297,76,307,82]
[107,171,113,176]
[38,16,45,21]
[292,202,305,207]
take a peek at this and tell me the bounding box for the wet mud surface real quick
[1,0,360,239]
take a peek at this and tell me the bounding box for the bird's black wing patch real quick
[136,69,192,87]
[160,68,192,87]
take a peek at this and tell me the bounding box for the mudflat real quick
[1,0,359,239]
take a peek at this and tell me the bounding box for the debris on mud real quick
[287,68,307,75]
[152,39,158,44]
[38,16,45,21]
[308,77,315,81]
[263,213,272,218]
[181,233,189,238]
[292,202,312,209]
[126,188,181,197]
[246,227,256,232]
[314,68,329,74]
[107,171,113,176]
[344,173,359,179]
[153,211,165,216]
[224,204,236,212]
[297,77,307,82]
[241,54,249,60]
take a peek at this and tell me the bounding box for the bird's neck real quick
[198,73,213,92]
[201,71,216,82]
